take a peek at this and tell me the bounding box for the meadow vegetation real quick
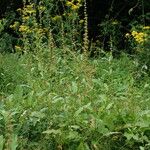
[0,0,150,149]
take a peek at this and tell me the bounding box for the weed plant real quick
[0,47,150,149]
[0,0,150,150]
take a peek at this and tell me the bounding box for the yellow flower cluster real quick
[38,6,46,13]
[125,25,149,52]
[18,24,47,36]
[10,3,47,37]
[10,21,20,30]
[143,26,150,30]
[19,25,30,33]
[22,16,30,21]
[22,4,36,15]
[131,31,147,44]
[125,25,150,44]
[66,0,82,11]
[17,4,36,24]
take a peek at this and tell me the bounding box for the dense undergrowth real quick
[0,0,150,150]
[0,49,150,149]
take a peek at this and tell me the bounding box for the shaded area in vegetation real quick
[0,0,150,54]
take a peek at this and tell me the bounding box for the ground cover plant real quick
[0,0,150,150]
[0,47,150,150]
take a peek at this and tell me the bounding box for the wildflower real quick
[71,4,79,11]
[66,0,82,11]
[23,4,36,15]
[143,26,150,30]
[131,31,147,44]
[125,33,130,38]
[19,25,29,32]
[26,4,34,9]
[22,16,30,21]
[77,0,82,3]
[25,9,36,14]
[66,1,73,7]
[38,6,46,12]
[131,31,138,36]
[17,8,22,12]
[10,21,20,29]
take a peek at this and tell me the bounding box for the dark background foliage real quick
[0,0,149,53]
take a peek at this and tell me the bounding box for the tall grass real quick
[0,47,150,149]
[0,0,150,149]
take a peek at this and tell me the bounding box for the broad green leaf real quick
[139,146,145,150]
[10,134,18,150]
[30,111,45,118]
[66,131,80,141]
[13,85,23,101]
[72,81,78,94]
[77,142,90,150]
[77,142,85,150]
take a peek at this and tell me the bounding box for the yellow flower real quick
[19,25,29,32]
[125,33,130,38]
[66,0,82,10]
[10,21,20,29]
[131,31,138,36]
[77,0,82,3]
[25,9,36,14]
[132,31,147,44]
[138,32,145,36]
[22,16,30,21]
[38,6,46,12]
[71,4,79,11]
[23,4,36,15]
[143,26,150,30]
[66,1,73,7]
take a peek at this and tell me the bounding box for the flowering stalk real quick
[83,0,89,53]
